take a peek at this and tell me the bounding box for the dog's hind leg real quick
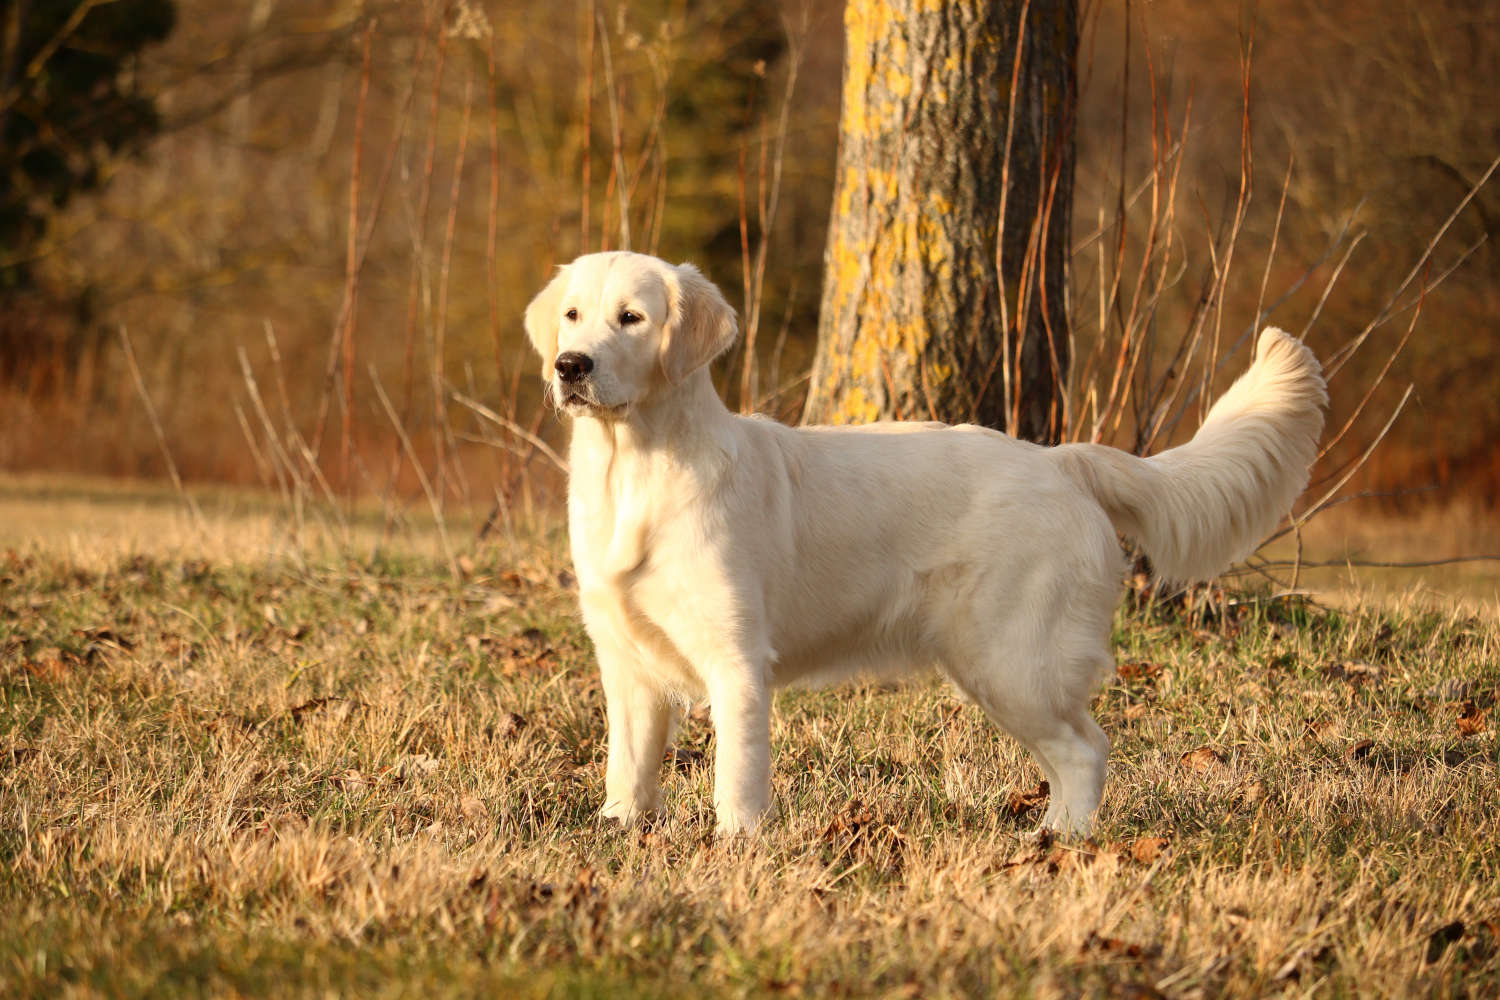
[941,657,1110,835]
[944,659,1110,835]
[1028,705,1110,833]
[940,506,1123,835]
[937,566,1117,837]
[941,664,1062,796]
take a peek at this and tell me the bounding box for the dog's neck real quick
[565,368,736,583]
[568,366,735,467]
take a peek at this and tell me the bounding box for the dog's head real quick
[523,252,738,418]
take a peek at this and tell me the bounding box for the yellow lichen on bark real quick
[842,1,914,141]
[807,0,1074,436]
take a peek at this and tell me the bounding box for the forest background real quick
[1,0,1496,539]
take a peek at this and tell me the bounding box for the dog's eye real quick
[619,310,641,326]
[564,308,579,321]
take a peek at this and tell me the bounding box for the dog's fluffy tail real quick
[1055,327,1328,581]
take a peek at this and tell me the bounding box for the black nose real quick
[554,351,594,383]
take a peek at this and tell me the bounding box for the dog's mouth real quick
[557,387,628,419]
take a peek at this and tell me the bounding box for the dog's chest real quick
[569,476,717,694]
[582,559,712,697]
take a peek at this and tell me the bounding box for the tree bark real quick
[802,0,1076,442]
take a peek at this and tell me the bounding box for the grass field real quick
[2,477,1497,997]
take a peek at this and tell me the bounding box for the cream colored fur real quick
[524,251,1328,836]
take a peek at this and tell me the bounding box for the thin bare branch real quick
[1302,384,1415,520]
[1324,152,1500,380]
[370,365,455,575]
[450,389,569,475]
[119,326,204,532]
[1253,555,1500,571]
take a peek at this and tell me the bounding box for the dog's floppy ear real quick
[660,262,738,384]
[523,265,571,377]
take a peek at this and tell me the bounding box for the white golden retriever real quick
[524,251,1327,836]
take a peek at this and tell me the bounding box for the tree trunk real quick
[802,0,1076,442]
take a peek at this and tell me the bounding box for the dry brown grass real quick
[1252,499,1500,617]
[2,477,1498,997]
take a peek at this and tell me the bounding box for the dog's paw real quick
[1021,824,1057,847]
[1030,807,1093,842]
[600,799,654,827]
[713,799,777,838]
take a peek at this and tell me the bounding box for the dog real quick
[523,251,1327,835]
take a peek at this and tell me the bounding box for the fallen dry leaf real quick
[77,626,135,650]
[1234,779,1266,807]
[1005,781,1050,818]
[822,799,906,874]
[497,627,558,675]
[1303,716,1338,740]
[492,711,527,738]
[1000,831,1171,878]
[823,800,875,839]
[481,593,516,615]
[1043,844,1086,875]
[1324,661,1381,684]
[1082,930,1161,962]
[1179,746,1225,774]
[1129,836,1171,864]
[1084,836,1159,869]
[1455,701,1489,736]
[22,648,70,680]
[398,753,440,780]
[1117,661,1163,684]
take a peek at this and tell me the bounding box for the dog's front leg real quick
[598,656,672,826]
[706,667,772,835]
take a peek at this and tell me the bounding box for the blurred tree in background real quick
[803,0,1075,442]
[0,0,1493,510]
[0,0,175,384]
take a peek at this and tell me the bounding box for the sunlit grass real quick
[2,477,1497,997]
